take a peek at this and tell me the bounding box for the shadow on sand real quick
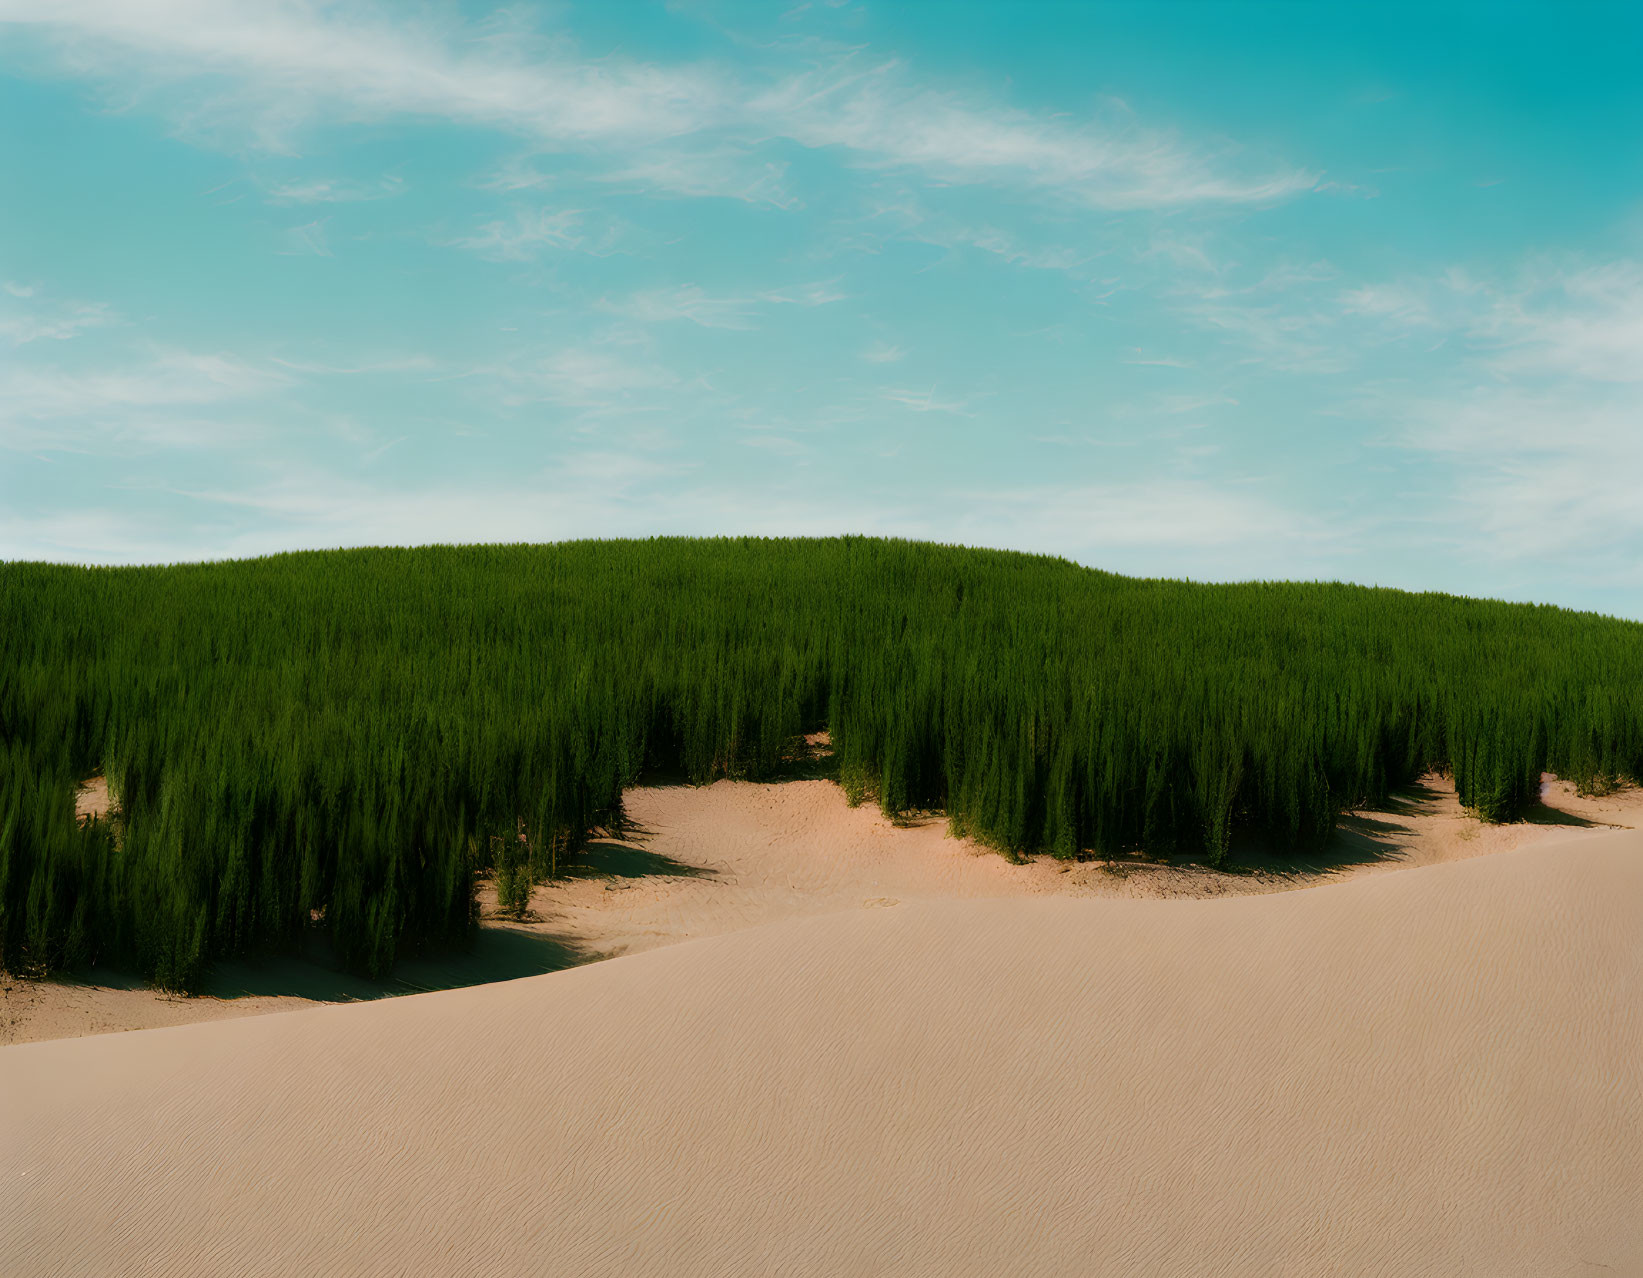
[1259,815,1411,874]
[1520,803,1602,828]
[1078,785,1445,880]
[55,925,594,1006]
[565,832,717,882]
[1218,811,1417,878]
[1372,779,1446,817]
[1224,778,1604,877]
[52,810,727,1007]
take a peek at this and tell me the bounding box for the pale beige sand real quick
[72,774,109,822]
[0,974,314,1044]
[6,770,1639,1044]
[3,831,1639,1276]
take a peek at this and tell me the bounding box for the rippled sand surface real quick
[4,828,1639,1276]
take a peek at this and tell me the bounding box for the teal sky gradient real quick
[3,1,1640,614]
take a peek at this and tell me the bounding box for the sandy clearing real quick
[3,829,1639,1276]
[512,771,1643,962]
[7,769,1639,1044]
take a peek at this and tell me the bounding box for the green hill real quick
[5,537,1641,988]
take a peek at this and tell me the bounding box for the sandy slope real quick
[4,830,1639,1276]
[7,771,1639,1044]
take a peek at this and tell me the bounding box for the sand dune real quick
[4,829,1638,1276]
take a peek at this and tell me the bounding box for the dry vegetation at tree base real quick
[6,537,1643,990]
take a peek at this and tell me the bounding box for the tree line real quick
[4,537,1640,989]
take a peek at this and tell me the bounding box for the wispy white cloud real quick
[1254,261,1337,292]
[1334,256,1643,586]
[449,207,625,260]
[1117,248,1643,589]
[861,341,905,364]
[0,348,283,451]
[0,0,730,152]
[278,219,332,256]
[1142,232,1222,276]
[761,279,848,307]
[1467,260,1643,383]
[739,430,808,457]
[752,57,1315,210]
[1122,350,1193,368]
[1339,281,1434,325]
[5,349,279,415]
[0,288,116,342]
[834,192,1102,279]
[269,354,436,376]
[595,147,800,208]
[1182,297,1348,373]
[1154,393,1237,415]
[922,219,1091,273]
[491,342,682,412]
[1389,385,1643,569]
[1339,257,1643,383]
[0,1,1313,213]
[882,385,969,415]
[598,285,759,330]
[477,155,561,194]
[265,174,404,204]
[597,279,846,329]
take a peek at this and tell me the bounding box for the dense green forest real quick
[4,538,1641,989]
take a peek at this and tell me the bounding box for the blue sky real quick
[2,2,1640,615]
